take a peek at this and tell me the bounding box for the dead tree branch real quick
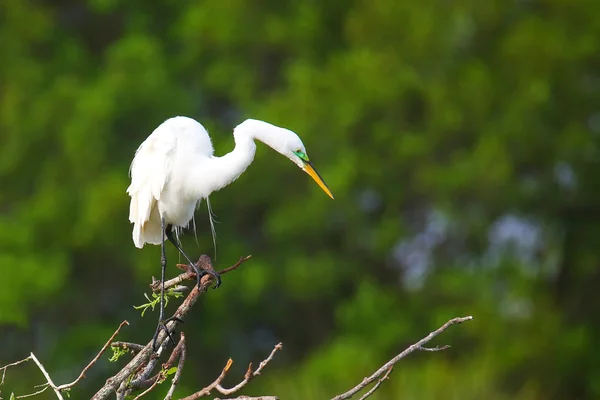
[56,321,130,392]
[91,255,252,400]
[215,343,283,396]
[356,366,392,400]
[164,333,187,400]
[330,316,474,400]
[0,321,130,400]
[110,342,145,354]
[179,343,283,400]
[28,353,63,400]
[1,252,471,400]
[1,356,33,386]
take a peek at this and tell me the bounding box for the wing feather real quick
[126,125,177,248]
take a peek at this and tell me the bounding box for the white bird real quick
[126,116,333,348]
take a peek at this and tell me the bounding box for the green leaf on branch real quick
[133,288,184,317]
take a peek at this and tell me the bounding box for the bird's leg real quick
[151,217,178,351]
[165,225,222,289]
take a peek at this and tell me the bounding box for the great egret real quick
[127,116,334,348]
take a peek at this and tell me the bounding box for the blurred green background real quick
[1,0,600,398]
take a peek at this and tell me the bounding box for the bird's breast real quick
[157,184,200,228]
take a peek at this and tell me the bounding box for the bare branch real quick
[1,321,130,399]
[180,342,282,400]
[330,316,473,400]
[164,333,187,400]
[215,343,283,395]
[179,358,233,399]
[28,353,63,400]
[153,271,196,292]
[14,385,50,398]
[55,320,129,392]
[0,252,468,400]
[127,343,167,389]
[217,255,252,275]
[132,373,163,400]
[111,342,145,354]
[128,331,188,399]
[92,255,250,400]
[160,255,251,293]
[419,345,450,352]
[0,256,258,400]
[1,355,33,385]
[357,366,392,400]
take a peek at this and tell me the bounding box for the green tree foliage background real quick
[1,0,600,398]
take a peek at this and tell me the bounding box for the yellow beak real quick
[302,161,334,199]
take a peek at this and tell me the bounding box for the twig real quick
[180,358,233,399]
[130,331,188,398]
[160,256,251,293]
[215,343,283,395]
[127,342,167,389]
[153,271,196,292]
[1,321,130,399]
[330,316,473,400]
[419,345,450,352]
[164,333,187,400]
[357,366,392,400]
[111,342,145,354]
[29,353,63,400]
[132,373,162,400]
[14,385,50,398]
[1,356,33,385]
[161,333,186,373]
[55,321,129,391]
[217,256,252,274]
[180,342,282,400]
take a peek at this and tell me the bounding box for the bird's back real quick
[127,116,214,248]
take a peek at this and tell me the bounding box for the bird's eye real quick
[293,149,309,162]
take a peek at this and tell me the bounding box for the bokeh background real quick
[2,0,600,398]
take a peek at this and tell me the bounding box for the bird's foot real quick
[207,269,221,289]
[152,316,184,352]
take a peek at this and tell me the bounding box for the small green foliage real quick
[133,292,159,317]
[109,346,129,362]
[165,367,178,376]
[133,288,184,317]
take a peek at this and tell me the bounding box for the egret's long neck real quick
[188,127,258,199]
[188,120,287,199]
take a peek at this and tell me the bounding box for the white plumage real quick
[127,117,213,248]
[126,115,333,350]
[127,116,333,250]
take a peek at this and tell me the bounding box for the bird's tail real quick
[129,191,163,248]
[133,208,163,248]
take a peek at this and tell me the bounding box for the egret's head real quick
[280,131,334,200]
[238,119,334,199]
